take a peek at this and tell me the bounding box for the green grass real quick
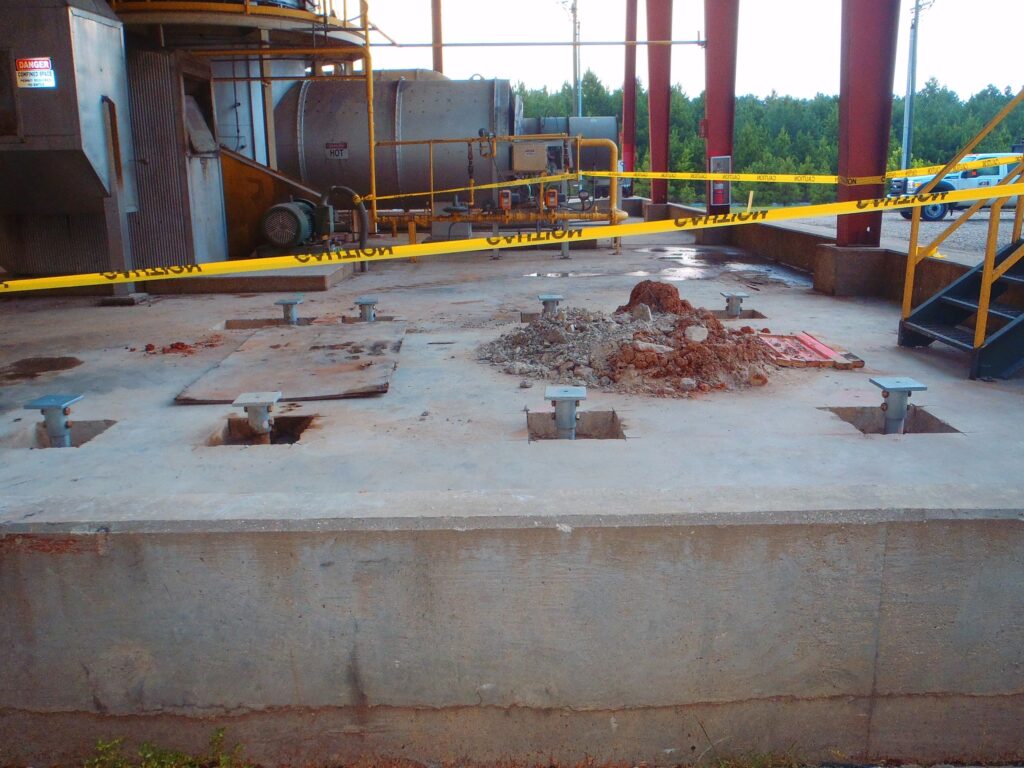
[84,730,252,768]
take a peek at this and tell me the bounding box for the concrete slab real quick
[144,264,353,294]
[1,233,1023,765]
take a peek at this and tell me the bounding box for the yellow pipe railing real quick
[902,87,1024,319]
[366,134,625,226]
[974,194,1013,348]
[917,162,1024,259]
[360,0,377,231]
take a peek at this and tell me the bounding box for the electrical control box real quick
[512,143,550,173]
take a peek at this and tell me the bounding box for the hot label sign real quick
[324,141,349,160]
[15,57,56,88]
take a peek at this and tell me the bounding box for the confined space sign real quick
[324,141,349,160]
[15,57,56,88]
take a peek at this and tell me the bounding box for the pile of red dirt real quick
[616,279,693,315]
[479,280,775,397]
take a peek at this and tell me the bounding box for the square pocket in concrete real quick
[822,406,959,435]
[526,410,626,440]
[209,415,316,446]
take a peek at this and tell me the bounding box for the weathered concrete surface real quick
[2,515,1024,765]
[3,236,1024,765]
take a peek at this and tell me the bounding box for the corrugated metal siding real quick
[0,214,107,276]
[126,49,193,268]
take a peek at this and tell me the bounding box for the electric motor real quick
[260,200,316,248]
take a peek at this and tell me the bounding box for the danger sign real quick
[15,57,56,88]
[324,141,349,160]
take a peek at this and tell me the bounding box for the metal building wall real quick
[0,214,108,275]
[125,47,193,267]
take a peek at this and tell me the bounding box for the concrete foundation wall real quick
[3,514,1024,765]
[673,210,975,306]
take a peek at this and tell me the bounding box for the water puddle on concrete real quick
[522,246,810,287]
[641,246,812,286]
[0,356,83,383]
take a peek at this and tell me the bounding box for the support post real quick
[361,2,378,232]
[622,0,638,179]
[646,0,673,205]
[836,0,900,247]
[430,0,443,73]
[259,30,277,170]
[704,0,740,216]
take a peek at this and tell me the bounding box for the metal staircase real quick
[900,237,1024,378]
[899,87,1024,379]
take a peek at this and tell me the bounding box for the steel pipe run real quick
[622,0,638,178]
[836,0,900,246]
[646,0,673,205]
[704,0,740,216]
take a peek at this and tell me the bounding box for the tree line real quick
[515,72,1024,205]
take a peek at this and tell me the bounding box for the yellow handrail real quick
[974,194,1013,347]
[902,87,1024,319]
[918,163,1024,259]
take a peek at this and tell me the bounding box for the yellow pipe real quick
[375,133,570,148]
[361,1,378,231]
[188,46,361,58]
[428,142,435,213]
[579,137,625,222]
[111,1,349,26]
[376,210,613,228]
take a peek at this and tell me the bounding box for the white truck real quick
[890,152,1021,221]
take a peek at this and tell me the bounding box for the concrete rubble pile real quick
[478,280,774,396]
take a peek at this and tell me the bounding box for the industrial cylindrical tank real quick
[276,78,517,207]
[519,116,620,172]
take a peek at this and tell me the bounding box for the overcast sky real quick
[366,0,1022,99]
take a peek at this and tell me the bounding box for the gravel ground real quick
[789,209,1020,265]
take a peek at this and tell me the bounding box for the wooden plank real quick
[176,322,405,404]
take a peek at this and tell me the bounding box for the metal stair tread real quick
[940,295,1024,319]
[902,321,975,351]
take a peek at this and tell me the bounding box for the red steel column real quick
[704,0,740,215]
[431,0,443,73]
[646,0,673,204]
[837,0,900,246]
[623,0,638,175]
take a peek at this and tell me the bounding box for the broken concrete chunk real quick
[631,302,653,322]
[684,325,709,343]
[634,340,674,354]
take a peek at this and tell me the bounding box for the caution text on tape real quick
[3,183,1024,294]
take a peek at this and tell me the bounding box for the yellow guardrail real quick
[4,184,1024,295]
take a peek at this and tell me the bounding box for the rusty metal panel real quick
[125,48,193,267]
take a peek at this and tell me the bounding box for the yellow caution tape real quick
[358,173,576,204]
[886,154,1023,179]
[356,155,1024,205]
[586,170,854,184]
[583,155,1024,186]
[4,184,1024,294]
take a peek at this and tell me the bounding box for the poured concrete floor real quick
[2,229,1024,529]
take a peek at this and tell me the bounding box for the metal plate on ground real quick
[757,332,864,369]
[175,323,405,404]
